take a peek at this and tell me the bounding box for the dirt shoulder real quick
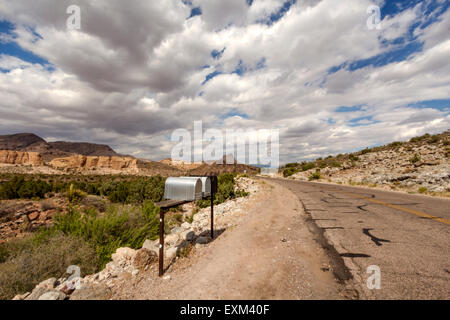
[111,178,354,300]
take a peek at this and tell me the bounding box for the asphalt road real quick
[268,178,450,299]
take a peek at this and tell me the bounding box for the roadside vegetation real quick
[0,172,249,299]
[281,132,447,177]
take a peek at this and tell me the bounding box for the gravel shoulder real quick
[111,178,352,300]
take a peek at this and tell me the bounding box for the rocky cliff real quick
[0,150,44,166]
[49,155,140,172]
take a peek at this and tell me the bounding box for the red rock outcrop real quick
[0,150,44,166]
[49,155,139,171]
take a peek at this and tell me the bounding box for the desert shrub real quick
[410,154,421,164]
[444,140,450,146]
[285,163,298,168]
[389,141,403,148]
[349,154,359,161]
[418,187,428,194]
[301,162,315,171]
[329,161,342,168]
[80,195,107,212]
[66,184,87,204]
[309,170,321,181]
[236,189,250,197]
[0,232,99,300]
[283,167,298,177]
[410,133,430,143]
[430,135,440,143]
[361,148,371,154]
[0,176,51,200]
[106,176,165,204]
[52,201,160,267]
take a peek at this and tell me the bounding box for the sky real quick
[0,0,449,165]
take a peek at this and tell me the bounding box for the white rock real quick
[111,247,137,263]
[165,247,177,261]
[38,291,66,300]
[164,233,180,246]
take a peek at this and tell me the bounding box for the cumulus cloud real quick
[0,0,449,164]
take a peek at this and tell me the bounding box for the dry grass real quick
[0,232,99,300]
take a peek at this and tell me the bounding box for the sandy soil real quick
[111,179,356,300]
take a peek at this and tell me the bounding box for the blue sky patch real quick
[257,0,297,25]
[211,48,225,60]
[232,60,247,76]
[408,99,450,111]
[336,105,364,113]
[202,70,222,85]
[188,7,202,19]
[0,20,52,68]
[348,116,379,127]
[220,109,249,120]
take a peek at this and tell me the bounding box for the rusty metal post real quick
[159,209,165,277]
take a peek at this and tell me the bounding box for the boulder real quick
[142,239,159,252]
[25,287,52,300]
[165,247,177,261]
[111,247,137,263]
[37,277,57,289]
[70,284,112,300]
[181,222,191,230]
[164,233,180,246]
[133,248,158,270]
[12,292,30,300]
[38,291,67,300]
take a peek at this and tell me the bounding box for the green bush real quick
[0,232,99,300]
[66,184,87,204]
[283,167,298,177]
[410,133,430,143]
[309,170,321,181]
[389,141,403,148]
[0,174,165,204]
[0,176,51,200]
[418,187,427,194]
[410,153,421,164]
[301,162,315,171]
[52,202,160,267]
[430,135,440,143]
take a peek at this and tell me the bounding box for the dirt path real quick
[112,179,352,300]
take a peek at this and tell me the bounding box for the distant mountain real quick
[0,133,46,151]
[0,133,119,161]
[48,141,118,157]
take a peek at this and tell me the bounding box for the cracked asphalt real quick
[268,178,450,300]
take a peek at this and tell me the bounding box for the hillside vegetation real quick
[282,131,450,196]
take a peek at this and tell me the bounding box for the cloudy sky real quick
[0,0,449,165]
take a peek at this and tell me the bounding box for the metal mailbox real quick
[186,176,211,197]
[164,177,203,201]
